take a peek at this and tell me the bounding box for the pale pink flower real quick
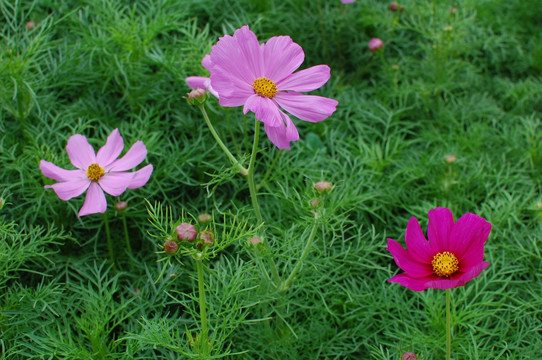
[186,55,219,98]
[208,25,338,150]
[341,0,356,3]
[387,207,491,291]
[40,129,153,216]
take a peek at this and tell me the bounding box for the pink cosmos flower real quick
[369,38,384,52]
[186,55,219,99]
[341,0,356,3]
[40,129,153,216]
[387,207,491,291]
[208,25,338,150]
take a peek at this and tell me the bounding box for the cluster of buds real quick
[163,214,215,255]
[389,2,405,12]
[310,181,333,217]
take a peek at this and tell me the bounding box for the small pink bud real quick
[249,237,262,245]
[163,240,178,254]
[402,352,417,360]
[389,2,398,11]
[115,201,128,211]
[449,7,458,14]
[536,201,542,208]
[200,231,214,246]
[314,181,333,193]
[310,198,321,208]
[445,154,457,164]
[198,213,212,223]
[176,223,197,242]
[26,21,35,30]
[187,88,207,105]
[400,6,405,12]
[134,288,141,295]
[0,198,3,209]
[369,38,384,52]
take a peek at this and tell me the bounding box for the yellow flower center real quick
[253,77,278,98]
[432,251,459,277]
[86,163,105,182]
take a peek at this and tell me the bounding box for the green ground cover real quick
[1,0,541,359]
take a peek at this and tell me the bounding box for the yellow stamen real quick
[86,163,105,181]
[431,251,459,277]
[253,77,278,98]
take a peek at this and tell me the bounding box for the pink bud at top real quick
[200,231,214,246]
[402,352,417,360]
[369,38,384,52]
[389,2,398,11]
[115,201,128,211]
[26,21,35,30]
[163,239,178,254]
[176,223,197,242]
[249,237,262,245]
[198,213,212,223]
[187,88,208,105]
[445,154,457,164]
[315,181,333,193]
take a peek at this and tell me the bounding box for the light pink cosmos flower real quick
[341,0,356,3]
[186,55,219,99]
[208,25,338,150]
[40,129,153,216]
[387,207,491,291]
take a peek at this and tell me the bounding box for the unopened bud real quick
[391,64,400,70]
[369,38,384,52]
[134,288,141,295]
[249,237,262,246]
[449,7,457,14]
[0,198,3,209]
[315,181,332,193]
[389,2,398,12]
[187,88,208,105]
[310,198,321,208]
[445,154,457,164]
[163,239,178,254]
[402,352,417,360]
[176,223,197,242]
[198,213,212,224]
[200,231,214,247]
[400,6,405,12]
[536,201,542,208]
[444,26,453,32]
[115,201,127,211]
[26,21,35,30]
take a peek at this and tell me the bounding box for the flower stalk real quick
[103,212,115,266]
[121,214,134,270]
[446,288,451,360]
[196,256,209,356]
[247,118,262,224]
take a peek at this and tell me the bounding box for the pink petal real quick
[40,160,86,182]
[262,35,305,83]
[96,129,124,168]
[233,25,264,78]
[386,239,434,278]
[274,92,338,123]
[98,172,134,196]
[276,65,331,92]
[106,141,147,172]
[201,54,212,71]
[405,217,435,263]
[45,178,90,201]
[128,164,153,189]
[66,134,96,170]
[243,95,282,127]
[186,76,208,90]
[456,261,490,284]
[427,207,454,253]
[263,111,300,150]
[79,182,107,216]
[450,213,491,270]
[388,273,439,292]
[211,67,253,107]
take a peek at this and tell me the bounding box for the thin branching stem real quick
[121,214,134,270]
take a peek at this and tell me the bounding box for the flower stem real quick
[121,214,134,270]
[196,257,209,356]
[247,119,262,224]
[103,212,115,267]
[446,288,452,360]
[198,104,248,175]
[280,222,319,292]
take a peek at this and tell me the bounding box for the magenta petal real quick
[201,54,212,71]
[427,207,454,253]
[96,129,124,168]
[98,172,133,196]
[79,182,107,216]
[66,134,96,170]
[388,273,439,292]
[233,25,263,78]
[127,164,153,189]
[386,239,433,278]
[243,95,282,127]
[276,65,331,92]
[40,160,86,182]
[405,217,434,263]
[46,178,90,201]
[186,76,209,90]
[212,68,253,107]
[457,261,490,283]
[274,92,338,123]
[106,141,147,172]
[263,35,304,83]
[450,213,491,269]
[263,111,300,150]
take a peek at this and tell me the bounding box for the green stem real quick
[280,223,319,292]
[196,258,209,356]
[121,214,134,270]
[198,104,248,175]
[446,288,452,360]
[103,212,115,266]
[247,119,262,224]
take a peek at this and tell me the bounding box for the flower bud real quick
[369,38,384,52]
[176,223,197,242]
[200,231,214,247]
[115,201,128,211]
[186,88,208,105]
[389,2,398,11]
[26,21,35,30]
[198,213,212,224]
[536,201,542,208]
[163,239,178,254]
[400,6,405,12]
[402,352,417,360]
[445,154,457,164]
[314,181,332,193]
[0,198,3,209]
[449,7,457,14]
[249,236,262,245]
[310,198,321,208]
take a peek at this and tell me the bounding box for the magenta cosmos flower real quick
[186,55,219,99]
[40,129,153,216]
[208,25,338,150]
[387,207,491,291]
